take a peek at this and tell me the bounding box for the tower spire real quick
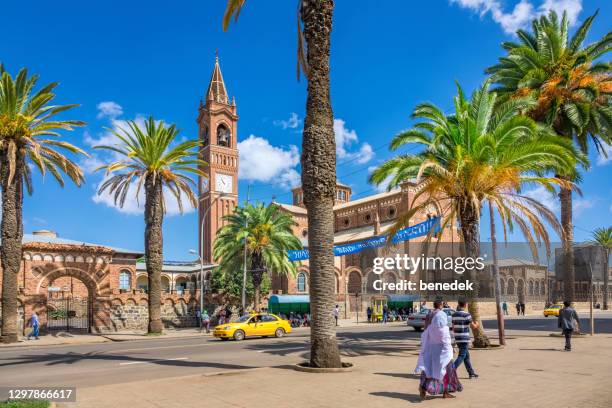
[206,53,229,104]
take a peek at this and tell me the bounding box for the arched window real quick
[297,272,307,293]
[217,124,231,147]
[119,270,131,290]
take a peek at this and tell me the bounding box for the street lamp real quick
[195,192,227,332]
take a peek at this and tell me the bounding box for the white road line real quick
[119,357,188,366]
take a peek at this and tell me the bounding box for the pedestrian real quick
[558,301,581,351]
[451,300,479,379]
[520,303,526,316]
[382,306,388,324]
[366,306,372,323]
[27,311,40,340]
[219,308,226,325]
[333,305,339,326]
[415,300,463,400]
[202,310,211,333]
[196,309,202,329]
[502,301,508,316]
[516,303,521,316]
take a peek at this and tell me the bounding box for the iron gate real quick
[47,297,90,333]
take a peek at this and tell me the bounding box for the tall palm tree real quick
[370,81,580,347]
[95,117,205,334]
[213,203,302,310]
[486,10,611,302]
[588,226,611,310]
[0,66,86,343]
[223,0,342,367]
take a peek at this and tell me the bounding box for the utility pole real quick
[241,184,251,311]
[489,200,505,345]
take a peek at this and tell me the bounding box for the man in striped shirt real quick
[452,300,479,378]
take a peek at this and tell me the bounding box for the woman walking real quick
[415,300,462,400]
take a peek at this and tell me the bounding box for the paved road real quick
[1,313,610,389]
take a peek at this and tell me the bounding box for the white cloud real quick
[273,112,302,130]
[450,0,582,34]
[96,101,123,119]
[238,135,301,189]
[92,178,195,216]
[596,143,612,166]
[572,198,594,216]
[523,185,559,212]
[334,119,374,164]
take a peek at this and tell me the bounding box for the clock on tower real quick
[197,55,239,263]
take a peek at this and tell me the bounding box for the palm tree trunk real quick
[558,179,575,303]
[145,175,164,334]
[459,201,491,348]
[251,253,264,312]
[301,0,341,368]
[488,200,505,346]
[0,149,24,344]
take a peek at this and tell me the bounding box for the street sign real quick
[47,286,61,292]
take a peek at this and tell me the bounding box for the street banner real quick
[287,216,441,262]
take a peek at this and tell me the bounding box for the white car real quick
[407,307,455,332]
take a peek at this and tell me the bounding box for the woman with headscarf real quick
[415,300,462,400]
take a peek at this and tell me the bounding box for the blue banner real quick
[287,216,441,262]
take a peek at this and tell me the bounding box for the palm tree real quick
[588,226,611,310]
[95,117,205,334]
[486,10,611,302]
[223,0,342,367]
[0,66,86,343]
[370,81,580,347]
[213,203,302,310]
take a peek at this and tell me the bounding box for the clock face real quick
[215,173,233,193]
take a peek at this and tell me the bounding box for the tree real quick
[486,10,611,302]
[0,66,86,343]
[213,203,302,310]
[588,226,611,310]
[370,81,580,347]
[95,117,204,334]
[223,0,342,367]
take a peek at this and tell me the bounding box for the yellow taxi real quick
[543,303,564,317]
[213,313,292,341]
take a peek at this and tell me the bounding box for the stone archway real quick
[38,268,99,333]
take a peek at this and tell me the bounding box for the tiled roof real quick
[22,234,142,255]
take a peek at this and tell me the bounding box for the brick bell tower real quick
[197,55,239,263]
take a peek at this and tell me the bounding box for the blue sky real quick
[1,0,610,260]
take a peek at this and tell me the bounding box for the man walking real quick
[201,310,211,334]
[502,301,508,316]
[452,300,478,379]
[558,301,581,351]
[333,305,340,326]
[27,311,40,340]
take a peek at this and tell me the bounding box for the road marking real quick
[529,325,548,328]
[118,357,188,366]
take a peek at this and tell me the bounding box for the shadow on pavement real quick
[370,391,423,403]
[374,372,420,379]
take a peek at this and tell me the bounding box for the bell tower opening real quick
[197,55,239,263]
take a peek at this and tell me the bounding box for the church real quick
[196,58,462,315]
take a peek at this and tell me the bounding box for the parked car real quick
[407,307,455,331]
[543,303,564,317]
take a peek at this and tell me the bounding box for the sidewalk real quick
[60,334,612,408]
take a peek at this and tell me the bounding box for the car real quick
[543,303,563,317]
[213,313,292,341]
[407,307,455,331]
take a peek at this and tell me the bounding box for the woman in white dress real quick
[415,300,462,400]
